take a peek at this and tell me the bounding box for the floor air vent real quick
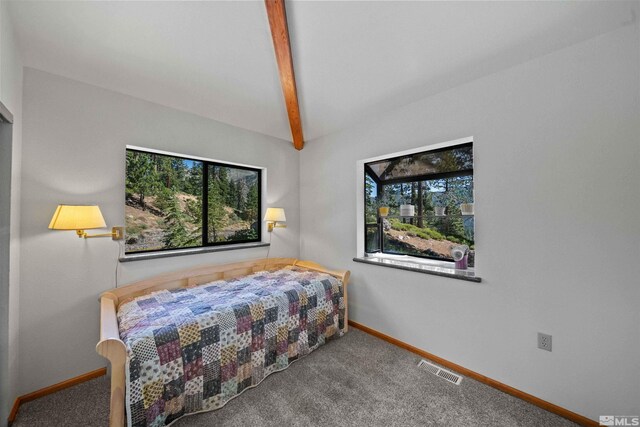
[418,360,463,385]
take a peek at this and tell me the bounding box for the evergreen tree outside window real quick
[364,142,475,266]
[125,148,261,254]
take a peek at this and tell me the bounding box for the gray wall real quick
[0,1,23,423]
[299,24,639,421]
[18,68,299,395]
[0,116,12,426]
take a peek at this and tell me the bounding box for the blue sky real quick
[183,159,198,169]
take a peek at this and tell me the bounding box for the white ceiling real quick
[8,1,638,144]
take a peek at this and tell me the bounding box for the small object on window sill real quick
[451,245,469,270]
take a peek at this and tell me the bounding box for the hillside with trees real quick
[125,151,259,253]
[365,172,474,264]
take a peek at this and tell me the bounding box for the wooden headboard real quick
[100,257,349,308]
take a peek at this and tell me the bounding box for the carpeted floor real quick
[13,328,576,427]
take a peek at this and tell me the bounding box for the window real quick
[125,148,261,254]
[364,142,474,266]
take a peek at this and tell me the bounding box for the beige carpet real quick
[13,328,576,427]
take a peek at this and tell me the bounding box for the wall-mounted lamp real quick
[263,207,286,232]
[48,205,124,240]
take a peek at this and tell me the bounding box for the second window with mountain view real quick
[125,148,261,254]
[364,142,474,266]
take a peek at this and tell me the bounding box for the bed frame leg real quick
[97,294,127,427]
[342,271,350,332]
[109,356,126,427]
[98,340,126,427]
[97,339,127,427]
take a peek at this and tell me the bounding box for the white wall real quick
[0,0,23,423]
[18,68,299,395]
[300,24,640,422]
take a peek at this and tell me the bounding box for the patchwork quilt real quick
[117,266,345,427]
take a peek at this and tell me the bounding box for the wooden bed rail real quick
[97,258,350,427]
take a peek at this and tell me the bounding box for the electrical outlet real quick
[538,333,552,352]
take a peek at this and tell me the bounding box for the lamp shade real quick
[263,207,286,223]
[48,205,107,230]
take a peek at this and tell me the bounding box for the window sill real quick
[353,254,481,283]
[120,242,270,263]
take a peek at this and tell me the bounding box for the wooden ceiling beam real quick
[265,0,304,150]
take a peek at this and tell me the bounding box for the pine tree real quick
[215,166,230,205]
[171,158,188,192]
[155,186,175,212]
[226,177,236,209]
[235,180,246,213]
[207,176,226,242]
[417,181,424,228]
[185,197,203,246]
[163,194,190,248]
[126,151,157,210]
[186,163,203,196]
[245,184,259,223]
[155,156,174,190]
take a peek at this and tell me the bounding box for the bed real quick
[96,258,350,427]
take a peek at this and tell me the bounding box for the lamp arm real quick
[85,232,115,238]
[266,221,287,232]
[77,227,124,240]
